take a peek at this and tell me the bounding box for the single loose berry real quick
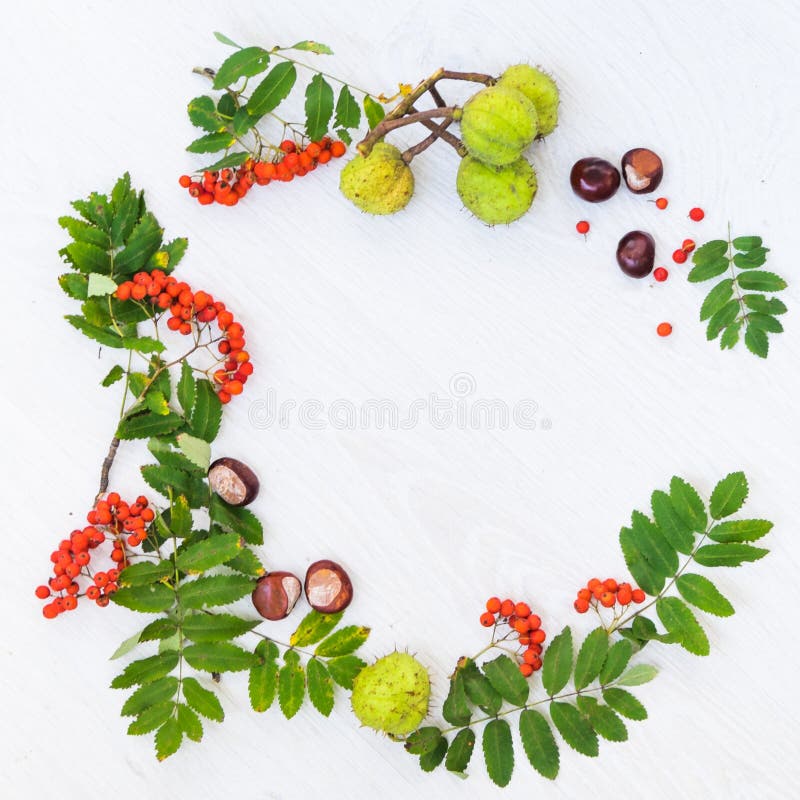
[657,322,673,337]
[479,612,495,627]
[653,267,668,282]
[672,249,687,264]
[576,220,590,235]
[682,239,696,253]
[689,207,705,221]
[655,197,668,210]
[35,585,51,599]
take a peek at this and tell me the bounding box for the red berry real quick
[479,611,495,627]
[486,597,501,614]
[631,588,646,603]
[178,175,192,188]
[599,591,616,608]
[519,663,534,677]
[574,597,590,613]
[657,322,673,337]
[279,139,296,154]
[653,267,668,282]
[655,197,668,210]
[682,239,696,253]
[530,629,546,645]
[527,614,541,631]
[672,249,687,264]
[576,220,590,235]
[330,141,346,158]
[499,599,515,617]
[514,602,531,618]
[35,585,51,599]
[689,207,705,221]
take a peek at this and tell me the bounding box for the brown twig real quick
[410,106,466,155]
[98,437,120,499]
[358,107,460,156]
[402,118,455,163]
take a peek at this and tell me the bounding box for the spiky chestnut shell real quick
[460,85,538,167]
[498,64,560,137]
[350,652,430,736]
[339,142,414,215]
[456,155,538,225]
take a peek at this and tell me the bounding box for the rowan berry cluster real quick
[36,493,153,619]
[114,270,252,404]
[481,597,547,677]
[573,578,646,614]
[179,138,347,206]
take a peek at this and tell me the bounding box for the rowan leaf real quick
[542,626,573,696]
[700,279,734,321]
[419,737,448,772]
[306,658,335,716]
[187,95,222,132]
[112,583,175,613]
[483,654,529,706]
[616,663,658,686]
[334,85,360,129]
[111,652,179,689]
[733,235,762,251]
[363,95,385,128]
[304,73,334,141]
[120,676,178,716]
[178,574,254,610]
[482,719,514,787]
[182,613,259,643]
[651,490,694,554]
[278,650,305,719]
[117,411,182,440]
[183,642,258,673]
[127,702,173,735]
[744,325,769,358]
[445,728,476,775]
[326,655,365,690]
[175,532,242,573]
[694,543,769,567]
[574,627,609,691]
[656,597,710,655]
[248,640,279,712]
[287,40,333,55]
[182,677,224,721]
[733,247,769,269]
[117,560,173,587]
[550,702,598,757]
[405,726,443,755]
[213,46,270,88]
[209,495,263,545]
[675,574,734,617]
[462,659,501,715]
[706,300,740,340]
[155,718,183,761]
[688,256,729,283]
[602,688,647,720]
[248,62,297,117]
[576,696,628,742]
[315,626,370,657]
[709,471,748,519]
[177,703,203,742]
[737,270,787,292]
[290,610,344,647]
[519,709,559,779]
[599,639,633,684]
[442,670,472,727]
[190,379,222,442]
[177,361,195,416]
[176,433,211,471]
[707,519,773,543]
[669,477,707,532]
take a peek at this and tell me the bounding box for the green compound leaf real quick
[176,432,211,471]
[177,361,195,416]
[249,640,279,712]
[314,625,370,657]
[675,574,734,617]
[183,642,258,673]
[651,490,694,554]
[232,107,257,136]
[178,574,255,610]
[155,717,183,761]
[405,726,443,755]
[733,235,762,251]
[710,471,748,519]
[176,532,242,573]
[550,702,598,757]
[111,652,179,689]
[542,626,573,696]
[326,655,365,690]
[737,270,787,292]
[657,597,710,656]
[127,702,174,736]
[574,627,609,691]
[190,379,223,442]
[112,583,175,614]
[117,559,173,587]
[576,696,628,742]
[599,639,633,684]
[120,676,179,717]
[602,688,647,721]
[519,709,559,780]
[117,411,183,440]
[733,247,769,269]
[669,476,707,532]
[304,73,335,141]
[483,654,530,706]
[699,279,734,321]
[209,495,263,545]
[462,659,502,716]
[616,663,658,686]
[482,719,514,787]
[446,728,476,775]
[177,703,203,742]
[708,519,773,543]
[306,658,335,717]
[630,615,680,645]
[182,677,224,721]
[213,46,270,89]
[720,322,742,350]
[419,737,448,772]
[278,650,305,719]
[248,62,297,117]
[334,85,361,129]
[694,543,769,567]
[182,613,259,643]
[743,294,787,315]
[290,610,344,647]
[442,669,472,727]
[363,95,385,128]
[689,256,730,284]
[707,300,740,340]
[744,325,769,358]
[187,95,223,132]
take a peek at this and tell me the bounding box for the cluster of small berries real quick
[573,578,646,614]
[114,270,252,404]
[36,493,153,619]
[481,597,547,677]
[179,138,347,206]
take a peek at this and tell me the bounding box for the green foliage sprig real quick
[689,228,787,357]
[402,472,770,785]
[186,32,391,171]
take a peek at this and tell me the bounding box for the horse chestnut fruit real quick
[252,571,302,620]
[570,157,620,202]
[616,230,656,278]
[208,457,259,506]
[621,148,663,194]
[304,560,353,613]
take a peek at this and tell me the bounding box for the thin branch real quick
[358,107,460,156]
[401,117,455,163]
[97,437,120,499]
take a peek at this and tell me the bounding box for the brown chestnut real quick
[621,148,663,194]
[252,571,302,620]
[304,560,353,613]
[208,457,259,506]
[570,157,621,202]
[616,231,655,278]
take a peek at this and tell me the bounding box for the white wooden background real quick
[2,1,799,797]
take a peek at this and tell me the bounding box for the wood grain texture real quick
[2,0,798,797]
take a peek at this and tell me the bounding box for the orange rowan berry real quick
[96,596,110,607]
[66,582,80,596]
[116,283,132,301]
[527,614,541,631]
[499,599,515,617]
[480,612,495,627]
[577,588,591,601]
[599,591,616,608]
[587,578,601,591]
[486,597,502,614]
[35,585,51,599]
[63,596,78,611]
[530,629,546,645]
[179,322,192,335]
[603,578,618,592]
[131,284,147,301]
[522,649,539,666]
[519,663,534,677]
[167,316,182,331]
[513,618,530,634]
[280,139,296,153]
[198,192,214,205]
[306,142,322,159]
[518,635,531,646]
[43,603,59,619]
[225,380,244,396]
[528,642,543,655]
[655,197,668,210]
[75,551,90,566]
[86,586,100,600]
[106,492,120,506]
[514,602,531,618]
[218,389,232,404]
[631,588,646,603]
[94,572,109,588]
[330,141,346,158]
[317,149,332,164]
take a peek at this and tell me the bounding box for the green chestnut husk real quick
[339,142,414,215]
[456,154,538,225]
[498,64,560,137]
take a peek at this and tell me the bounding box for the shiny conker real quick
[621,148,663,194]
[252,571,301,620]
[208,457,259,506]
[616,231,656,278]
[304,560,353,613]
[569,157,621,202]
